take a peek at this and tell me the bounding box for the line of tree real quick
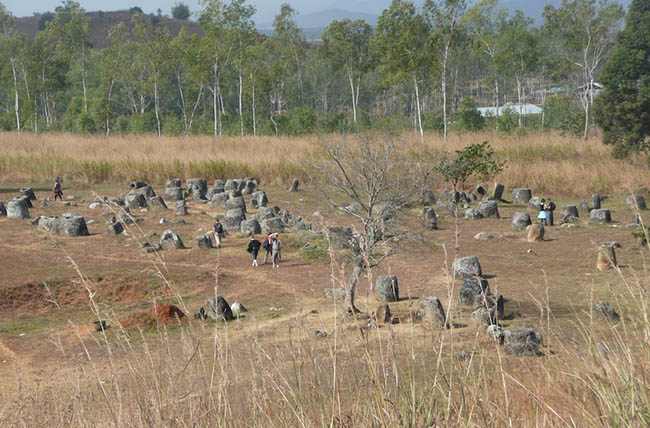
[0,0,629,141]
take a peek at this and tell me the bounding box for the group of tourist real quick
[212,219,282,268]
[537,198,556,226]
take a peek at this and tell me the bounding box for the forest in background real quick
[0,0,627,139]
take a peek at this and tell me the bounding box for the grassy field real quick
[1,131,649,197]
[0,133,649,426]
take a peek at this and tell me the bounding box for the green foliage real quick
[130,112,158,134]
[37,12,54,31]
[435,141,505,190]
[544,96,584,136]
[162,115,183,136]
[130,7,143,14]
[594,0,650,156]
[422,113,444,133]
[456,98,485,132]
[288,108,317,135]
[77,111,97,133]
[172,3,190,20]
[496,108,518,134]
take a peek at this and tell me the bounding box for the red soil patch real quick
[149,304,186,323]
[119,304,186,330]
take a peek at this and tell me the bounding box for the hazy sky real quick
[4,1,394,22]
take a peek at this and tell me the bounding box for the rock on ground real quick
[20,187,37,200]
[224,209,246,231]
[592,193,602,210]
[526,224,544,242]
[512,188,532,205]
[459,277,491,305]
[465,208,482,220]
[165,187,184,201]
[478,201,499,218]
[422,207,438,230]
[452,256,482,279]
[106,221,124,235]
[231,302,248,313]
[160,230,185,249]
[589,209,612,224]
[187,178,208,195]
[594,301,620,321]
[261,217,285,235]
[375,304,392,324]
[7,199,29,219]
[376,275,399,302]
[560,206,579,223]
[196,234,213,249]
[502,329,543,356]
[512,212,532,230]
[626,194,647,210]
[205,296,234,321]
[174,200,188,216]
[419,297,448,328]
[38,215,89,236]
[473,232,495,241]
[149,196,168,210]
[226,196,247,213]
[241,219,261,235]
[596,245,617,271]
[471,306,496,326]
[251,191,268,208]
[165,178,181,188]
[492,183,505,200]
[528,196,542,211]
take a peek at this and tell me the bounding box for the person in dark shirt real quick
[247,237,261,267]
[213,220,224,248]
[53,178,63,201]
[545,198,556,226]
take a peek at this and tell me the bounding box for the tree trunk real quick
[153,72,161,137]
[251,78,257,137]
[82,40,88,113]
[10,60,20,132]
[177,68,188,134]
[188,83,203,135]
[106,79,114,135]
[212,86,218,137]
[414,72,424,143]
[239,64,244,137]
[442,42,450,140]
[348,69,357,130]
[516,76,522,129]
[343,260,363,315]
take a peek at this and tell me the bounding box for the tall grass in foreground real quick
[0,219,648,427]
[1,131,648,197]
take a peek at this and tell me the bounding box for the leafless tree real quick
[313,135,435,315]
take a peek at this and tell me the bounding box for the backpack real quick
[262,239,270,250]
[550,202,556,211]
[214,222,223,234]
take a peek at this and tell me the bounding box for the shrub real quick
[456,98,485,132]
[162,115,183,136]
[171,2,190,20]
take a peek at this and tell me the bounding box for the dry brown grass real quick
[0,131,648,197]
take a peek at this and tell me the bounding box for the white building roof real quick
[477,103,543,117]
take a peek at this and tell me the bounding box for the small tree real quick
[457,98,485,132]
[315,136,434,314]
[594,0,650,157]
[172,3,191,20]
[435,141,504,191]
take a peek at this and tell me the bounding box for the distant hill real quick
[258,8,379,39]
[14,10,202,50]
